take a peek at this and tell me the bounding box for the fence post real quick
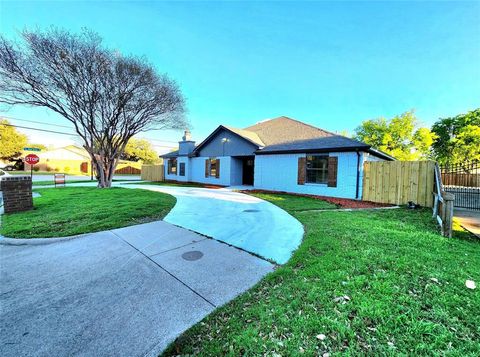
[442,192,455,238]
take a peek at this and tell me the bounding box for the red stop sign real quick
[25,154,40,165]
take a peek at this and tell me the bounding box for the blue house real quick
[162,116,393,199]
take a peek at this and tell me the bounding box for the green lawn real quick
[1,187,175,238]
[164,194,480,356]
[32,179,96,186]
[249,192,337,211]
[123,181,212,188]
[32,179,141,186]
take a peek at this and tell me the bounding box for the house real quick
[24,145,142,175]
[162,116,393,199]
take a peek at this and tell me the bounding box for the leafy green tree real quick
[451,125,480,165]
[122,138,159,164]
[0,119,28,160]
[354,110,436,160]
[431,108,480,165]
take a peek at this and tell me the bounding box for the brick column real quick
[0,176,33,213]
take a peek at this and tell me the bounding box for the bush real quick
[63,166,70,173]
[46,166,52,172]
[33,166,40,172]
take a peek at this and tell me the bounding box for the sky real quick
[0,0,479,153]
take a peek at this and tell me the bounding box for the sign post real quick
[24,154,40,179]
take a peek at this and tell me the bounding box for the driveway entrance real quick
[0,220,272,356]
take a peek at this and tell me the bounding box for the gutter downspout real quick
[355,151,361,200]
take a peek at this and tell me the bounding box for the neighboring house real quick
[24,145,142,175]
[162,116,393,199]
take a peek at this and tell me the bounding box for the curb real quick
[0,233,89,246]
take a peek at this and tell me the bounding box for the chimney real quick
[178,130,195,155]
[182,130,191,141]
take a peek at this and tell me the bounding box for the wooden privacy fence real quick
[362,161,435,207]
[441,173,480,188]
[141,164,164,181]
[115,165,141,175]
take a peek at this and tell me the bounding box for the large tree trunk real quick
[91,154,119,188]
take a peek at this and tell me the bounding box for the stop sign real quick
[25,154,40,165]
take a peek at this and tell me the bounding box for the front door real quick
[242,157,254,185]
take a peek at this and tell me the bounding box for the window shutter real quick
[215,159,220,178]
[297,157,306,185]
[205,159,209,178]
[328,156,338,187]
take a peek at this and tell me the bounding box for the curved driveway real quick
[121,184,304,264]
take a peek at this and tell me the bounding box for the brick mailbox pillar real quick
[0,176,33,213]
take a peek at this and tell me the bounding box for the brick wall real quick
[0,176,33,213]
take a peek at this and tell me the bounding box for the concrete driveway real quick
[122,184,304,264]
[0,221,273,356]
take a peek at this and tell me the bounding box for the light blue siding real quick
[197,129,258,157]
[191,156,233,186]
[230,158,243,186]
[164,149,386,199]
[164,157,190,182]
[254,152,363,199]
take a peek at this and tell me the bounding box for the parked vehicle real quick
[0,159,25,171]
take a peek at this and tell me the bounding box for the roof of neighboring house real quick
[63,145,90,158]
[161,116,394,160]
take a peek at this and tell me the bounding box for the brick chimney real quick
[178,130,195,155]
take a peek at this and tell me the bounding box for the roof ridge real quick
[245,116,336,137]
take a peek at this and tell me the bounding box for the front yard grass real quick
[123,181,217,188]
[0,187,175,238]
[164,194,479,356]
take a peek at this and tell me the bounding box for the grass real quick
[123,181,214,188]
[248,192,338,211]
[10,171,89,176]
[164,193,480,356]
[32,179,97,186]
[32,179,141,186]
[0,187,175,238]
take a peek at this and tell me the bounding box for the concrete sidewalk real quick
[454,209,480,238]
[0,220,273,357]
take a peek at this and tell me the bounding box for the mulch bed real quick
[242,189,394,209]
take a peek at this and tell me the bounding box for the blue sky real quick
[0,1,479,152]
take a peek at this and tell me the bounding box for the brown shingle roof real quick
[244,116,334,146]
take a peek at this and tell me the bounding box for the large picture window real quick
[168,158,177,175]
[306,155,328,184]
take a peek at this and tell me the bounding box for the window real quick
[306,155,328,184]
[208,158,217,177]
[168,158,177,175]
[179,162,185,176]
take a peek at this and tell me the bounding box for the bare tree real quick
[0,28,186,187]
